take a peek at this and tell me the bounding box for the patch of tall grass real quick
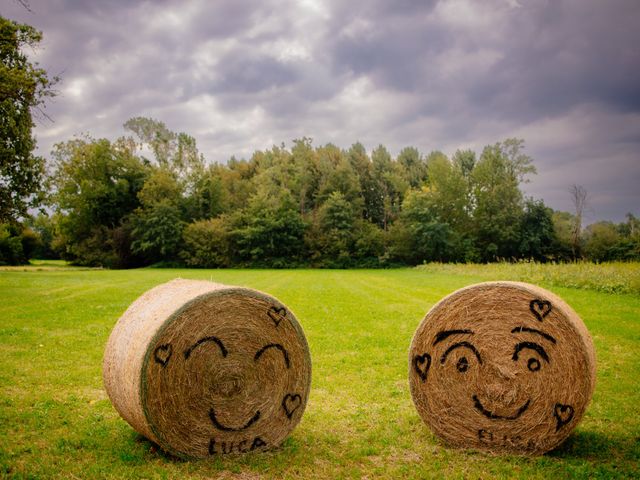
[417,261,640,295]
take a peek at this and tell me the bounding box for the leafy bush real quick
[180,217,230,268]
[130,201,184,262]
[0,223,27,265]
[0,223,42,265]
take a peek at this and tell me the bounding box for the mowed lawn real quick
[1,265,639,479]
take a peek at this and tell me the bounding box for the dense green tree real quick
[471,139,533,261]
[452,149,476,178]
[551,211,575,260]
[583,221,620,262]
[188,165,227,220]
[310,191,357,267]
[290,137,319,216]
[397,146,427,189]
[347,142,379,221]
[424,152,471,232]
[180,217,231,268]
[347,142,384,224]
[610,213,640,260]
[26,213,58,259]
[0,222,26,264]
[230,189,306,267]
[212,159,257,212]
[316,144,362,210]
[137,168,182,207]
[518,199,556,261]
[384,220,414,265]
[49,136,147,267]
[352,219,385,265]
[371,145,407,229]
[399,190,456,263]
[251,145,291,185]
[128,166,186,263]
[130,200,184,262]
[1,16,57,222]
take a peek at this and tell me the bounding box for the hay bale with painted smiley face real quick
[409,281,596,455]
[103,279,311,458]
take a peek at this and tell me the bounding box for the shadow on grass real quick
[549,428,640,463]
[134,433,185,462]
[134,427,639,464]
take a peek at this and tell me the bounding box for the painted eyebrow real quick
[511,327,556,344]
[254,343,290,369]
[184,336,228,359]
[433,329,474,345]
[513,342,549,363]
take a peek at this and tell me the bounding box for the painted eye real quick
[441,341,482,373]
[456,357,469,372]
[527,358,541,372]
[513,342,549,372]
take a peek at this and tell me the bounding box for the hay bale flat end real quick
[103,279,311,458]
[409,281,596,455]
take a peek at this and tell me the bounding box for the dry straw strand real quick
[103,279,312,458]
[408,281,596,455]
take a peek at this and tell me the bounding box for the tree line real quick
[1,15,638,267]
[2,117,638,267]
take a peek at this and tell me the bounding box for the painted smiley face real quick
[143,293,311,458]
[409,282,596,454]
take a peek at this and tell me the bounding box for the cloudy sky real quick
[3,0,639,222]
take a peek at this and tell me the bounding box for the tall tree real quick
[309,191,358,267]
[583,221,620,262]
[397,146,427,188]
[471,139,534,261]
[424,152,471,232]
[0,16,57,222]
[569,184,588,258]
[123,117,205,181]
[230,187,306,267]
[50,137,147,267]
[290,137,319,216]
[518,199,556,261]
[347,142,378,221]
[316,144,362,209]
[400,190,455,263]
[371,145,407,230]
[551,210,575,261]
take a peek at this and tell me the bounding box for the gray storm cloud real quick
[2,0,639,221]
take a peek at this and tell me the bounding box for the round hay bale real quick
[408,281,596,455]
[103,279,311,458]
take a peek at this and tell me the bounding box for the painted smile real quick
[472,395,531,420]
[209,408,261,432]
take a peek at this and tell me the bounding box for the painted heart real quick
[282,393,302,419]
[529,299,552,321]
[154,343,172,367]
[553,403,574,431]
[413,353,431,382]
[267,306,287,327]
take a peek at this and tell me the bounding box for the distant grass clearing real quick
[1,265,639,479]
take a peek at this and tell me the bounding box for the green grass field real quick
[1,264,639,479]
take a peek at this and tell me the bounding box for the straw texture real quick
[409,281,596,455]
[103,279,311,458]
